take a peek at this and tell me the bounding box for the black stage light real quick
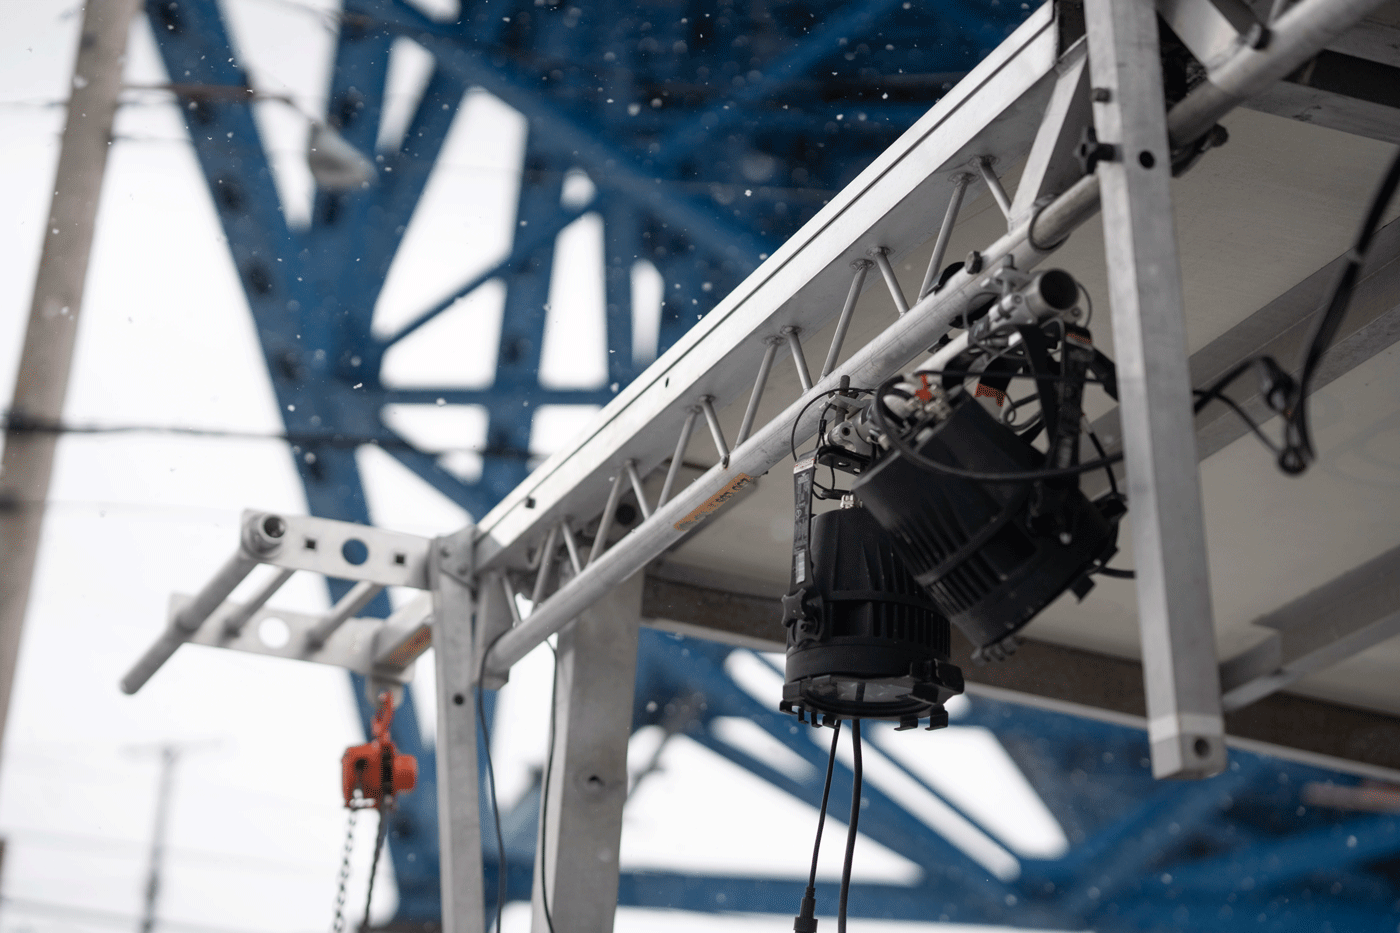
[780,490,965,731]
[855,390,1118,661]
[780,267,1125,732]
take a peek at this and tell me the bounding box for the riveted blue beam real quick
[602,201,642,386]
[1056,760,1266,921]
[378,387,614,406]
[650,0,911,164]
[345,0,777,265]
[1165,812,1400,895]
[377,202,594,352]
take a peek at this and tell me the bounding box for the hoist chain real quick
[331,807,359,933]
[362,806,389,929]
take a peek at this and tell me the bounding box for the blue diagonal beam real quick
[348,0,775,265]
[1058,759,1266,921]
[1165,811,1400,894]
[343,65,469,349]
[650,0,909,165]
[376,201,594,352]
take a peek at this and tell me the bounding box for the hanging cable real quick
[478,684,508,933]
[538,640,561,933]
[793,720,842,933]
[837,721,863,933]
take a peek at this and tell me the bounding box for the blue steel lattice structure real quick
[144,0,1400,928]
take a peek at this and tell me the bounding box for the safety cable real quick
[837,720,863,933]
[478,684,508,933]
[793,720,842,933]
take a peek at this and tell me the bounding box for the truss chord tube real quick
[738,340,782,445]
[476,0,1372,680]
[823,262,872,379]
[560,521,583,575]
[625,459,652,520]
[783,328,814,393]
[921,176,971,299]
[588,470,628,567]
[307,580,384,649]
[221,567,294,637]
[120,552,259,694]
[868,247,910,316]
[531,525,560,606]
[657,409,700,508]
[1165,0,1391,147]
[977,157,1013,221]
[700,396,732,468]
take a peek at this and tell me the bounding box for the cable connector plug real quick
[793,885,819,933]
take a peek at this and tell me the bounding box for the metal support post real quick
[530,573,643,933]
[430,530,487,933]
[1085,0,1226,779]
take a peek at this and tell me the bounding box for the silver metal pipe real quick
[371,593,434,669]
[700,396,731,468]
[120,551,259,694]
[822,261,871,379]
[977,157,1013,220]
[479,0,1372,678]
[306,580,383,649]
[1166,0,1388,147]
[656,408,699,509]
[625,459,651,520]
[560,521,583,575]
[867,247,909,316]
[920,174,971,299]
[530,525,560,605]
[588,470,628,567]
[736,339,781,446]
[221,567,295,637]
[783,328,813,393]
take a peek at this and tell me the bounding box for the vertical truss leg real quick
[1086,0,1225,780]
[431,531,486,933]
[531,573,643,933]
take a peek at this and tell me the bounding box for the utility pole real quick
[140,746,179,933]
[0,0,142,767]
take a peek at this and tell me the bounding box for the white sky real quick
[0,3,1074,931]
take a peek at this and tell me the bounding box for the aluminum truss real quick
[120,0,1400,929]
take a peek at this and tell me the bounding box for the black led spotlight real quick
[780,460,964,731]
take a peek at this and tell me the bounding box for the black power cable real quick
[477,684,508,933]
[837,720,863,933]
[538,641,561,933]
[870,375,1124,483]
[793,720,842,933]
[1194,146,1400,474]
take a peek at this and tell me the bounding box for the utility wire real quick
[793,719,842,933]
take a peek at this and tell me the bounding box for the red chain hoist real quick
[332,693,419,933]
[342,691,418,809]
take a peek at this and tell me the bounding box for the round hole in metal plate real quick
[259,616,291,649]
[342,538,369,566]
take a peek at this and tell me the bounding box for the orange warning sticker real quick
[674,473,755,532]
[975,382,1006,407]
